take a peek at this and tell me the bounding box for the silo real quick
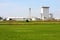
[41,6,49,20]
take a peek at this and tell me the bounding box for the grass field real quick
[0,24,60,40]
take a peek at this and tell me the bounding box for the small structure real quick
[31,17,40,21]
[49,13,53,18]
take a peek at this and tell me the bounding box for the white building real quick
[41,6,53,20]
[41,6,49,20]
[7,17,26,21]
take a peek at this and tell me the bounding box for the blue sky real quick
[0,0,60,18]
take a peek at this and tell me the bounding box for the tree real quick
[26,19,29,22]
[9,18,13,20]
[0,17,3,20]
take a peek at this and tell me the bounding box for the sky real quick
[0,0,60,18]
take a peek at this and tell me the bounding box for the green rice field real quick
[0,23,60,40]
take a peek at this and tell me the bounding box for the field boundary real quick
[0,21,60,25]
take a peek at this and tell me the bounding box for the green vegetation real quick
[0,23,60,40]
[0,21,60,25]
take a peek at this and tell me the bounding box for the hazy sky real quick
[0,0,60,18]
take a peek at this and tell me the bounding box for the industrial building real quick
[3,6,53,21]
[40,6,53,20]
